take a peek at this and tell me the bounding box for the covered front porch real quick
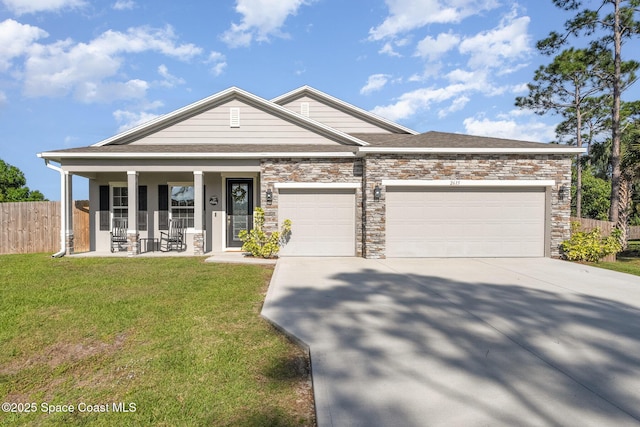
[50,159,263,256]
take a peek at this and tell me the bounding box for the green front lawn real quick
[0,255,314,426]
[592,257,640,277]
[589,241,640,277]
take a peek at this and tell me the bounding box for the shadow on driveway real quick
[263,258,640,427]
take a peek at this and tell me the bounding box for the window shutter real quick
[203,185,206,230]
[99,185,109,231]
[158,185,169,230]
[138,186,147,231]
[230,107,240,128]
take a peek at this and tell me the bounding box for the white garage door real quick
[278,188,356,256]
[386,187,546,257]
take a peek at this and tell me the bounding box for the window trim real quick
[168,182,195,232]
[109,182,128,227]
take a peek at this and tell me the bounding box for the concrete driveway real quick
[262,257,640,427]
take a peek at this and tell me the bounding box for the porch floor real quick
[67,250,277,265]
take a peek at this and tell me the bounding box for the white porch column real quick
[193,171,204,255]
[127,171,139,256]
[64,171,74,255]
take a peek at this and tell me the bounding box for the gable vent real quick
[230,107,240,128]
[300,102,310,117]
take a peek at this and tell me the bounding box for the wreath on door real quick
[231,186,247,203]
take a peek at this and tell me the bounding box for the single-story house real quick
[38,85,584,258]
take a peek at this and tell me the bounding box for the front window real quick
[112,186,128,224]
[171,185,194,228]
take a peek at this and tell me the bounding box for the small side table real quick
[140,238,159,253]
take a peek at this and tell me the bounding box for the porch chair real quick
[160,218,186,252]
[110,218,128,253]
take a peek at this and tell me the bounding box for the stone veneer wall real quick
[260,158,364,256]
[364,154,573,259]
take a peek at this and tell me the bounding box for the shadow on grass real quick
[265,262,640,426]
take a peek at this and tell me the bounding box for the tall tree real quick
[516,47,607,217]
[537,0,640,230]
[0,159,46,202]
[555,95,611,159]
[619,102,640,244]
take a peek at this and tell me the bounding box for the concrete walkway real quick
[262,257,640,427]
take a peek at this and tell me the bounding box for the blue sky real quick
[0,0,638,200]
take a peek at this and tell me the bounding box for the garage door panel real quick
[386,187,545,257]
[278,189,356,256]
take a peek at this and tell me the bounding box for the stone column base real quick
[127,233,139,256]
[193,232,205,255]
[65,233,74,255]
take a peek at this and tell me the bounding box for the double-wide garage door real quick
[278,188,356,256]
[386,187,546,257]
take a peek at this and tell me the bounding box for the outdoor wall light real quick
[266,188,273,205]
[373,184,382,202]
[208,195,219,206]
[558,184,568,201]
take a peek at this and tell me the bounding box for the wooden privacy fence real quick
[570,217,640,240]
[0,201,89,254]
[570,217,640,262]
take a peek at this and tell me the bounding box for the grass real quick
[589,240,640,277]
[0,254,314,426]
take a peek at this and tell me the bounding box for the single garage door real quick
[278,188,356,256]
[386,187,546,257]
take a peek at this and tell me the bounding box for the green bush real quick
[238,207,292,258]
[561,222,622,262]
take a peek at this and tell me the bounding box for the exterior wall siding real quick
[363,154,572,258]
[280,96,394,134]
[132,99,338,145]
[260,158,364,257]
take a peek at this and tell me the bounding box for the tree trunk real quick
[617,177,632,249]
[609,0,622,226]
[575,96,583,218]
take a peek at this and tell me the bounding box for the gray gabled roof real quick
[353,131,585,154]
[37,86,585,162]
[38,143,358,161]
[38,130,585,162]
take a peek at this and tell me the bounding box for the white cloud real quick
[437,96,469,118]
[361,74,391,95]
[113,101,164,132]
[0,19,48,72]
[0,91,7,106]
[409,63,442,82]
[22,25,202,102]
[207,51,227,76]
[221,0,316,47]
[463,113,556,142]
[112,0,135,10]
[75,79,149,103]
[63,135,78,146]
[1,0,85,15]
[369,0,499,41]
[415,31,460,60]
[157,64,185,87]
[379,42,401,57]
[372,84,468,121]
[459,15,531,70]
